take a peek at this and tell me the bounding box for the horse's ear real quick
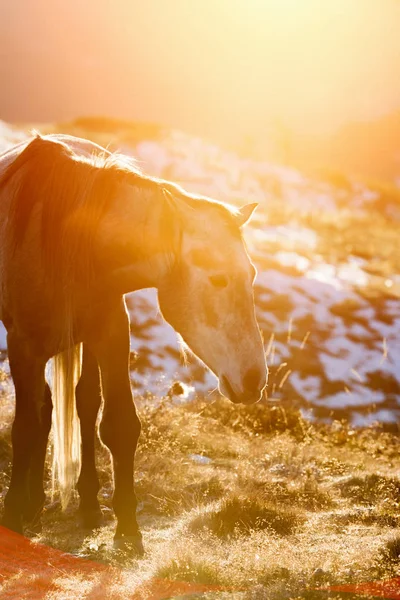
[235,203,258,227]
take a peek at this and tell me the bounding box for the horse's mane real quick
[0,134,162,278]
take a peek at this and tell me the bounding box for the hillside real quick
[288,111,400,183]
[0,119,400,598]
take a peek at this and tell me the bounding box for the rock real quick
[188,454,213,465]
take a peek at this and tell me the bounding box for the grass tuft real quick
[189,494,303,537]
[336,473,400,504]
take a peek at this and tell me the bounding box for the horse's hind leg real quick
[88,298,142,554]
[2,333,47,534]
[76,344,102,529]
[23,382,53,531]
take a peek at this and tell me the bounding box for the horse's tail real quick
[51,344,82,509]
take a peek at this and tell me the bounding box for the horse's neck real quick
[99,182,178,294]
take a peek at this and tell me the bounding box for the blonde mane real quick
[1,136,156,279]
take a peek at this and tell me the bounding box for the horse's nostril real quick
[243,368,262,392]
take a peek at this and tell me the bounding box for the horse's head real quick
[158,188,267,405]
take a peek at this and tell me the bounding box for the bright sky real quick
[1,0,400,144]
[125,0,400,134]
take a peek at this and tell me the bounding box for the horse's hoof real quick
[23,504,44,531]
[79,508,103,530]
[113,535,144,556]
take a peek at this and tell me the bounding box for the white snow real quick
[0,323,6,350]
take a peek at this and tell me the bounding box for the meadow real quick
[1,393,400,598]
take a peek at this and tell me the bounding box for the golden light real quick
[1,0,400,163]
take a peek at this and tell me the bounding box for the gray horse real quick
[0,133,267,553]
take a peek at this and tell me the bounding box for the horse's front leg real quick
[2,333,47,534]
[87,298,143,554]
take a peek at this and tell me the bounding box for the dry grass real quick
[1,392,400,598]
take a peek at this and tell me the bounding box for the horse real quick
[0,133,267,553]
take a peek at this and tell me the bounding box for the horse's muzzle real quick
[220,373,266,405]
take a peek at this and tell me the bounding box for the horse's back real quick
[0,133,110,172]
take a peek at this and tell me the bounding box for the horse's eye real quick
[209,274,228,288]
